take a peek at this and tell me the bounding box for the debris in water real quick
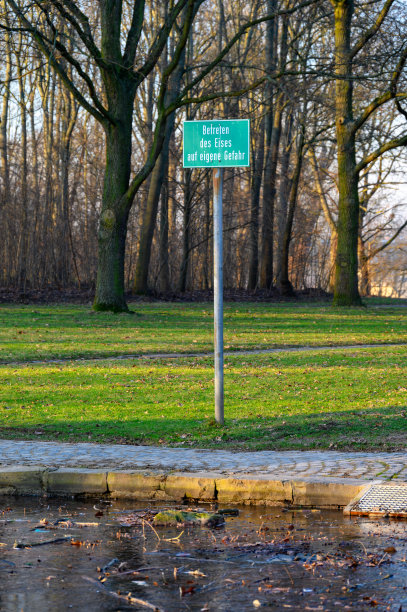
[13,536,73,548]
[153,510,225,528]
[82,575,164,610]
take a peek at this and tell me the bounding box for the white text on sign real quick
[183,119,249,168]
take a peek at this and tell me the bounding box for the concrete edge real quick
[0,466,381,508]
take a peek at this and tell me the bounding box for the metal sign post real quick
[183,119,250,425]
[213,167,224,424]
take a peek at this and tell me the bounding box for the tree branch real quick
[356,133,407,174]
[353,91,392,134]
[123,0,145,68]
[157,0,198,113]
[51,0,105,69]
[178,0,318,98]
[167,76,268,113]
[100,0,123,65]
[390,45,407,121]
[369,219,407,259]
[134,0,190,85]
[350,0,395,59]
[353,40,407,134]
[5,0,113,124]
[308,147,337,233]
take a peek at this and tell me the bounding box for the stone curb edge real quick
[0,466,381,508]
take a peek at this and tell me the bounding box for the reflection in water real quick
[0,497,406,611]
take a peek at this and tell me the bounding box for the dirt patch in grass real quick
[0,286,331,304]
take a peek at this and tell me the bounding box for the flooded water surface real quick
[1,496,407,611]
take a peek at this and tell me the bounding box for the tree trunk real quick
[133,147,168,294]
[0,3,12,285]
[0,0,11,211]
[275,111,293,281]
[28,73,40,285]
[260,92,284,289]
[204,171,212,290]
[278,127,305,296]
[331,0,362,306]
[247,118,265,290]
[308,147,338,292]
[94,96,133,311]
[178,168,192,293]
[328,233,338,293]
[59,134,71,286]
[358,236,370,296]
[57,33,77,288]
[38,64,56,286]
[133,2,186,295]
[16,29,29,290]
[158,169,171,293]
[133,105,177,294]
[259,8,287,289]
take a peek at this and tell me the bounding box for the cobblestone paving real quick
[0,439,406,481]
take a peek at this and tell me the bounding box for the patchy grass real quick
[0,301,406,363]
[0,345,406,451]
[364,296,407,306]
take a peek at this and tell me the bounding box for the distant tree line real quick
[0,0,406,310]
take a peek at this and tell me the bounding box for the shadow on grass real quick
[0,405,406,451]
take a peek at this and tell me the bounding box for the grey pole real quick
[213,167,224,425]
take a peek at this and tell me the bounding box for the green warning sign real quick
[183,119,250,168]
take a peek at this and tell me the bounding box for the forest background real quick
[1,0,407,311]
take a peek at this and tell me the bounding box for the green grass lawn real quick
[0,301,406,450]
[0,301,406,363]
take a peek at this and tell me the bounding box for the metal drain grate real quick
[344,483,407,517]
